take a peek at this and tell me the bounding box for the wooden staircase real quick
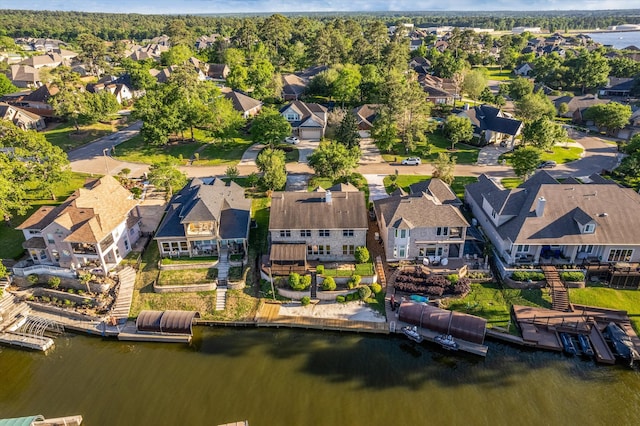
[375,256,386,287]
[541,265,571,312]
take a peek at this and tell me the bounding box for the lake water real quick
[585,31,640,50]
[2,327,640,425]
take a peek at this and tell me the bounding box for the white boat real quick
[401,326,423,343]
[435,334,459,351]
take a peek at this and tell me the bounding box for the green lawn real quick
[249,197,271,256]
[44,120,129,152]
[1,172,95,260]
[191,137,254,166]
[257,145,299,163]
[382,175,478,200]
[500,177,523,189]
[484,67,516,82]
[157,268,217,285]
[570,286,640,331]
[500,145,583,165]
[444,282,552,331]
[380,129,480,165]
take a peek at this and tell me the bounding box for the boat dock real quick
[0,331,54,351]
[117,321,192,343]
[391,319,489,357]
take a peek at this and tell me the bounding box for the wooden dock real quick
[0,331,54,351]
[391,319,489,357]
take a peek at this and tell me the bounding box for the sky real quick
[0,0,634,14]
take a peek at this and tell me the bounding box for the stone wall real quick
[276,287,310,300]
[12,274,111,294]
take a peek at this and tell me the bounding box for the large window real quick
[436,227,449,236]
[308,245,330,255]
[343,229,354,237]
[395,229,408,238]
[608,249,633,262]
[394,245,407,258]
[578,245,594,254]
[279,230,291,238]
[516,245,530,253]
[319,230,330,237]
[449,227,462,239]
[343,245,355,255]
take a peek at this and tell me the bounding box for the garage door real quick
[300,128,322,141]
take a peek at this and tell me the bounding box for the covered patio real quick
[269,243,307,275]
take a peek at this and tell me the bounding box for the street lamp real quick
[103,148,109,175]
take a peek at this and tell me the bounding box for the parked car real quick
[401,157,422,165]
[537,161,557,169]
[285,136,300,144]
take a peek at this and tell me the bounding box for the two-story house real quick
[374,180,469,262]
[455,104,523,148]
[465,172,640,270]
[16,176,141,274]
[154,178,251,259]
[279,100,327,141]
[268,184,368,274]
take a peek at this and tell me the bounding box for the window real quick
[394,246,407,258]
[285,113,298,121]
[343,245,355,255]
[449,227,462,238]
[300,230,311,237]
[308,245,328,255]
[516,245,530,253]
[436,227,449,236]
[395,229,408,238]
[124,239,130,251]
[162,242,171,252]
[584,224,596,233]
[46,233,55,244]
[578,245,594,254]
[279,230,291,238]
[608,249,633,262]
[325,245,331,255]
[179,241,188,251]
[319,230,330,237]
[491,209,497,219]
[343,229,354,237]
[419,248,425,257]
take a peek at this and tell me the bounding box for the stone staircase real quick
[111,267,137,319]
[541,265,571,312]
[215,250,229,311]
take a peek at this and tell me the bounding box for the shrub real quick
[336,295,346,303]
[322,277,336,291]
[354,246,370,263]
[347,274,362,289]
[370,283,382,294]
[300,275,312,290]
[301,296,311,306]
[288,273,301,290]
[358,285,372,300]
[446,274,459,284]
[511,271,545,281]
[560,271,585,282]
[48,276,61,289]
[316,265,324,274]
[27,274,39,284]
[64,299,72,306]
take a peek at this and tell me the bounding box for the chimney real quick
[535,197,546,217]
[325,190,332,204]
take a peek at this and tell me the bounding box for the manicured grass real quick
[249,197,270,256]
[191,137,254,166]
[380,129,480,165]
[382,175,478,200]
[44,120,129,152]
[113,134,205,165]
[570,287,640,331]
[500,177,523,189]
[0,172,94,260]
[366,289,386,316]
[500,145,583,165]
[484,67,516,82]
[157,268,217,285]
[321,263,374,277]
[160,256,218,264]
[444,282,552,331]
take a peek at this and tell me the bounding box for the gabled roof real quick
[21,85,58,102]
[224,90,262,113]
[549,94,609,113]
[17,175,137,244]
[457,104,523,136]
[281,73,307,97]
[352,104,380,129]
[155,178,250,240]
[604,77,634,91]
[408,178,461,206]
[269,189,367,230]
[279,101,327,129]
[374,193,469,230]
[10,65,39,83]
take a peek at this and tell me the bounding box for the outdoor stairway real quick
[0,292,31,332]
[310,273,317,298]
[111,267,137,319]
[215,252,229,311]
[375,256,386,287]
[541,265,571,312]
[215,287,227,311]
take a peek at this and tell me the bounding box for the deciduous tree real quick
[583,102,632,136]
[256,147,286,190]
[432,152,456,184]
[307,141,359,180]
[511,146,542,180]
[250,107,291,147]
[443,115,473,149]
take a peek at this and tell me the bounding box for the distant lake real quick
[585,31,640,49]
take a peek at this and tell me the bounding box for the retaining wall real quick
[153,281,217,293]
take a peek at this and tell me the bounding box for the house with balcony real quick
[465,172,640,269]
[154,178,251,259]
[16,175,141,274]
[373,181,469,262]
[268,184,368,274]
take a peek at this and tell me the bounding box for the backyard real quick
[44,118,132,152]
[379,129,480,164]
[570,285,640,331]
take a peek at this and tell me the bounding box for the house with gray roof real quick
[455,104,523,147]
[268,184,368,273]
[374,182,469,262]
[279,100,327,141]
[550,94,609,123]
[154,178,251,259]
[465,171,640,269]
[599,77,634,97]
[352,104,380,137]
[223,90,262,118]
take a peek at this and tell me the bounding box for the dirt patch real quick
[279,301,385,322]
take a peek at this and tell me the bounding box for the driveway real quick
[296,139,318,163]
[237,143,265,166]
[553,132,620,179]
[363,174,389,201]
[285,173,310,191]
[359,138,384,164]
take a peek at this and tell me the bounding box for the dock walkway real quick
[541,265,570,312]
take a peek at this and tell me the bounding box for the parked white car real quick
[401,157,422,165]
[285,136,300,144]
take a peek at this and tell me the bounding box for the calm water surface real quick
[1,327,640,425]
[586,31,640,49]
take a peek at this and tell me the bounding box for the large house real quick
[352,104,379,137]
[16,176,141,274]
[550,94,609,124]
[465,172,640,269]
[374,179,469,262]
[456,104,523,147]
[154,178,251,259]
[268,184,368,274]
[279,100,327,141]
[0,102,45,130]
[223,90,262,119]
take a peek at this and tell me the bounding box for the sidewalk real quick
[238,143,265,166]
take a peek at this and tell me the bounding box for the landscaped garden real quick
[393,267,471,298]
[380,129,480,164]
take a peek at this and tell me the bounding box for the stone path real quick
[111,267,137,319]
